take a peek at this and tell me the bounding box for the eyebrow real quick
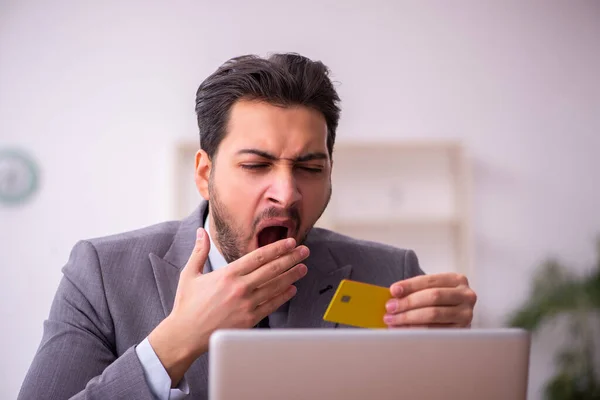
[236,148,329,163]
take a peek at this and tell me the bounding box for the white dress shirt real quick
[135,214,226,399]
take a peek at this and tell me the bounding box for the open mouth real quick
[257,225,289,248]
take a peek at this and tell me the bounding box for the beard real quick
[208,177,331,263]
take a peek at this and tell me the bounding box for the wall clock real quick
[0,149,40,205]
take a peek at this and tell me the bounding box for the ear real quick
[194,149,212,200]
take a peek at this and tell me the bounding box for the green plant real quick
[508,239,600,400]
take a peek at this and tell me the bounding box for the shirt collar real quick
[205,213,228,271]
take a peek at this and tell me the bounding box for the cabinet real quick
[318,141,472,277]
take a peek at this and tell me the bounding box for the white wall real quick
[1,1,599,398]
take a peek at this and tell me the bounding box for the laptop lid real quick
[209,329,530,400]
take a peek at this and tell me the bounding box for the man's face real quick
[196,99,332,263]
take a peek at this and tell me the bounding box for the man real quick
[19,53,477,400]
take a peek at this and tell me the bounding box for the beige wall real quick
[1,1,599,398]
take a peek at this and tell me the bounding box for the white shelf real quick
[321,140,472,277]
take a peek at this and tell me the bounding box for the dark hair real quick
[195,53,341,159]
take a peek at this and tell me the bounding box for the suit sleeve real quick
[403,249,426,279]
[18,240,156,400]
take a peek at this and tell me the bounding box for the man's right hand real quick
[148,227,309,386]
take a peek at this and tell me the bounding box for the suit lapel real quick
[287,231,352,328]
[148,202,211,391]
[149,254,181,317]
[149,202,208,318]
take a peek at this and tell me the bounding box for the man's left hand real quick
[384,273,477,328]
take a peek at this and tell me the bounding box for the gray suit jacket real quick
[19,201,424,400]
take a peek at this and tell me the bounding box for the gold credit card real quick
[323,279,392,329]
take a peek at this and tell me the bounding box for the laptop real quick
[209,329,530,400]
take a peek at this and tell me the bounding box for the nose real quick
[267,169,301,208]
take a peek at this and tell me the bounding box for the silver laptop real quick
[209,329,530,400]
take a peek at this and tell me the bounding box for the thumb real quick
[182,228,210,277]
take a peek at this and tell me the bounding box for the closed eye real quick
[241,163,270,170]
[297,166,323,174]
[240,163,324,174]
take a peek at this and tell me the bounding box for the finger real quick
[254,285,298,324]
[181,228,210,278]
[243,245,310,288]
[252,263,308,305]
[390,273,468,297]
[385,288,465,314]
[231,238,297,276]
[383,306,462,326]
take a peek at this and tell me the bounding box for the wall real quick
[1,1,599,398]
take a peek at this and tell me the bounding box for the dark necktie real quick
[254,316,270,329]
